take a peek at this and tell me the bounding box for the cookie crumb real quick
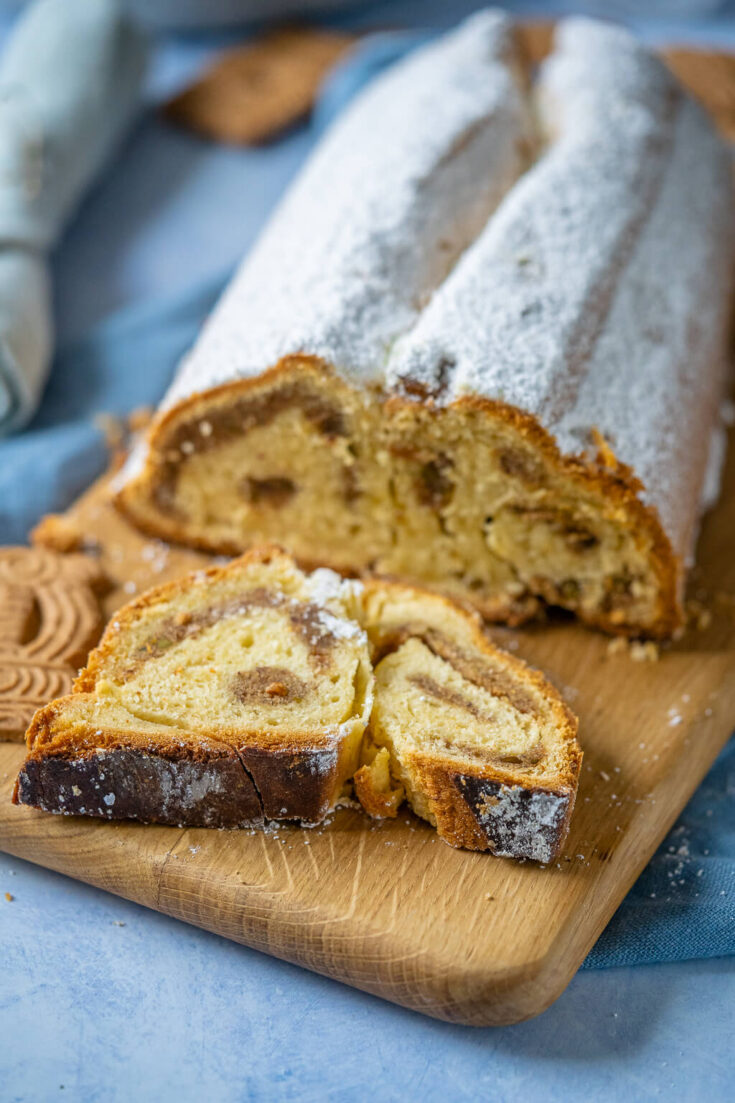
[685,598,712,631]
[31,513,84,553]
[630,640,659,662]
[128,406,154,433]
[94,412,126,451]
[605,637,659,661]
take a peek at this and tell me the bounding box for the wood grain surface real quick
[0,424,733,1026]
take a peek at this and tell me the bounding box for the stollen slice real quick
[355,580,582,862]
[14,548,582,861]
[14,547,373,827]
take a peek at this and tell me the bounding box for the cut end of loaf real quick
[117,359,681,639]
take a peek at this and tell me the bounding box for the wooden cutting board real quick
[0,428,734,1027]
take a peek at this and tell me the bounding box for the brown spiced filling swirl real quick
[122,588,340,678]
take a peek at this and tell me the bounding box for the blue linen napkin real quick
[0,0,146,435]
[0,23,731,969]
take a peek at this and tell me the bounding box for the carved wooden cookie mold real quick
[0,547,106,740]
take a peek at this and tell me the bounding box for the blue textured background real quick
[0,2,733,1098]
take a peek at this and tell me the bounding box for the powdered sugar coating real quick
[304,567,362,611]
[163,9,530,404]
[387,18,735,559]
[700,415,730,518]
[470,781,570,863]
[132,14,734,567]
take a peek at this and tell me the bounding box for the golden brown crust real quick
[353,763,403,819]
[116,357,683,638]
[353,744,405,819]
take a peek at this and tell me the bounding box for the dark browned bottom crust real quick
[238,742,339,823]
[13,744,575,861]
[453,775,576,863]
[14,746,263,828]
[401,751,580,863]
[13,739,342,828]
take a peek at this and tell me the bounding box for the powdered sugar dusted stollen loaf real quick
[117,13,735,639]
